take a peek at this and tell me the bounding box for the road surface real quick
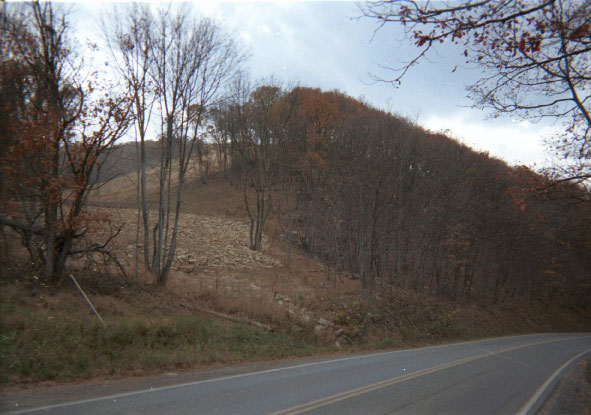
[1,333,589,414]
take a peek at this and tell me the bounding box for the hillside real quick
[55,87,591,319]
[215,87,591,305]
[87,172,591,338]
[2,88,590,385]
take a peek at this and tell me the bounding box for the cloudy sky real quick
[77,0,560,167]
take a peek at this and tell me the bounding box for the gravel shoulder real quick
[538,356,591,415]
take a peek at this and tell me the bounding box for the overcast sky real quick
[76,0,560,168]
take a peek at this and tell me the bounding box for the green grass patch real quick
[0,293,324,383]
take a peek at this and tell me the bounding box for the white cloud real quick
[423,111,556,166]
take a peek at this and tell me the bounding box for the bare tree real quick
[215,78,286,251]
[140,5,243,285]
[104,4,156,280]
[207,108,231,178]
[361,0,590,190]
[244,83,284,250]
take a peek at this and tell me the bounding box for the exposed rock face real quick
[105,208,336,332]
[113,210,280,272]
[173,214,281,271]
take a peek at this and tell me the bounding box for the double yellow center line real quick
[270,337,575,415]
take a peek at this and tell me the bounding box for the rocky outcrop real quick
[112,209,280,272]
[105,208,337,335]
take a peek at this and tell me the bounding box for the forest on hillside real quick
[1,1,589,308]
[210,86,591,306]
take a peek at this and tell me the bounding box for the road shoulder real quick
[0,352,366,413]
[538,357,591,415]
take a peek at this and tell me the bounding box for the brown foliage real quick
[0,2,132,282]
[265,88,591,305]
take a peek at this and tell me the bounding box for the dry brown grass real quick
[0,276,328,385]
[90,150,224,208]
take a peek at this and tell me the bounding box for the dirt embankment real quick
[102,206,346,337]
[93,202,591,349]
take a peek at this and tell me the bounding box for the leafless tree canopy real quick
[105,4,245,285]
[211,85,590,304]
[212,78,290,251]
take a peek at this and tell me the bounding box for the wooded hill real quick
[209,86,590,306]
[97,140,163,184]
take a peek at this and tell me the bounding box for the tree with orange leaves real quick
[0,2,133,283]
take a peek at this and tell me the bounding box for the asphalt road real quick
[1,333,589,415]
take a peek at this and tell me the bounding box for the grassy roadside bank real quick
[2,275,590,387]
[0,281,330,385]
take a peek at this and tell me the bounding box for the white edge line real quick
[3,333,587,414]
[516,348,591,415]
